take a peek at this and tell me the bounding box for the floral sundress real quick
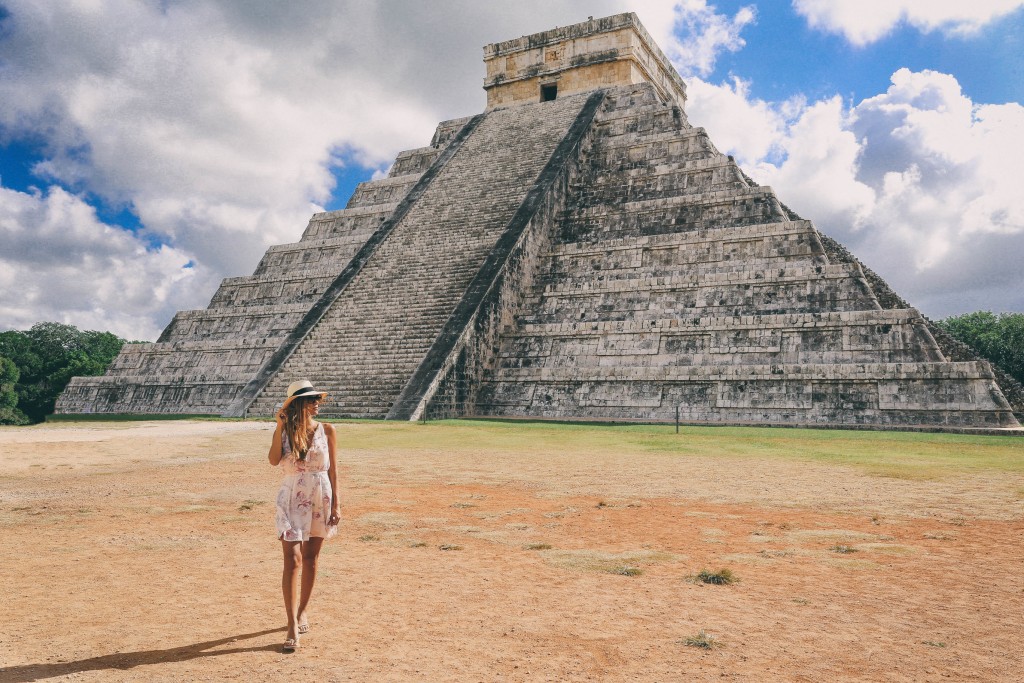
[275,423,337,542]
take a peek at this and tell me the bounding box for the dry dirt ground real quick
[0,420,1022,682]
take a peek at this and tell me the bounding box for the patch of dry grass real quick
[682,630,719,649]
[688,568,738,585]
[539,549,678,574]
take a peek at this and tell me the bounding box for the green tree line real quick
[934,312,1024,387]
[0,322,128,424]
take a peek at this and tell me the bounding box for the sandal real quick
[298,621,310,635]
[282,637,299,653]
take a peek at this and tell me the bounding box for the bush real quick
[0,322,127,423]
[936,312,1024,386]
[0,355,28,425]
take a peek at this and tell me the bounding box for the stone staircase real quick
[243,93,596,418]
[474,85,1018,428]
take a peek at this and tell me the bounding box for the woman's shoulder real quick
[320,422,336,437]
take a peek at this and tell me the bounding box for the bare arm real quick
[324,423,341,524]
[267,409,287,466]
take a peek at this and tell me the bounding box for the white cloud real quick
[793,0,1024,45]
[649,0,757,77]
[687,67,1024,317]
[841,70,1024,314]
[754,96,876,231]
[0,185,211,340]
[684,76,789,165]
[0,0,444,281]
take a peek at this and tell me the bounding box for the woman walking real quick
[268,380,340,653]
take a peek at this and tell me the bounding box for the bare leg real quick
[296,536,325,628]
[281,540,302,642]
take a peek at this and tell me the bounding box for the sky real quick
[1,1,1023,341]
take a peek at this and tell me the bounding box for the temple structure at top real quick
[57,13,1021,431]
[483,14,687,111]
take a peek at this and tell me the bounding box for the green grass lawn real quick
[329,418,1024,482]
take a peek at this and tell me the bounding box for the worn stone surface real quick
[57,12,1019,430]
[471,85,1017,428]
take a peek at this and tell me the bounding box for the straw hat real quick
[281,380,327,410]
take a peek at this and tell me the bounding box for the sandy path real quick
[1,420,1022,682]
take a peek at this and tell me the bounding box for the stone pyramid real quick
[57,13,1020,430]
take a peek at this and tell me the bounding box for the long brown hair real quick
[283,396,318,460]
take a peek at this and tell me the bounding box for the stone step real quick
[56,376,245,415]
[114,337,283,354]
[495,317,942,370]
[549,220,816,256]
[301,203,397,240]
[346,173,423,208]
[313,331,448,344]
[159,304,309,342]
[474,365,1016,428]
[307,315,455,330]
[588,153,741,181]
[595,99,681,123]
[593,135,722,169]
[513,309,927,336]
[593,112,682,140]
[540,262,862,296]
[431,115,476,147]
[305,203,398,223]
[496,346,939,369]
[284,345,435,359]
[570,184,781,215]
[287,357,432,370]
[304,300,457,317]
[208,281,334,309]
[576,171,750,205]
[521,286,879,322]
[108,350,276,375]
[543,252,828,285]
[486,360,995,384]
[496,309,941,369]
[62,371,252,386]
[169,303,310,319]
[388,146,441,177]
[263,233,381,255]
[62,370,249,387]
[596,126,709,149]
[215,267,340,289]
[253,237,371,277]
[564,187,788,239]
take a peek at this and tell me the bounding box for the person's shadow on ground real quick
[0,627,286,682]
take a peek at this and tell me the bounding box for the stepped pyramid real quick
[57,13,1020,430]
